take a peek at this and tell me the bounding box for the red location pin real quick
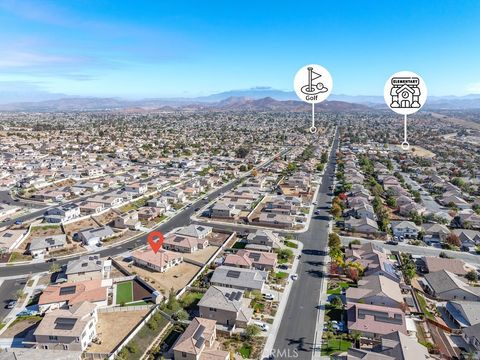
[147,231,164,254]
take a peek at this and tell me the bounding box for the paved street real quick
[271,132,338,360]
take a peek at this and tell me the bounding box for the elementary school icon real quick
[389,76,421,109]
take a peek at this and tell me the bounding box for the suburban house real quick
[137,206,164,221]
[114,210,141,230]
[444,301,480,328]
[29,234,67,258]
[65,255,111,282]
[78,201,105,215]
[131,247,183,272]
[176,225,213,239]
[163,188,186,203]
[124,182,148,195]
[347,302,407,340]
[344,216,379,234]
[44,204,81,224]
[33,301,98,351]
[198,286,253,330]
[38,279,110,312]
[346,244,399,283]
[162,233,209,253]
[346,274,404,309]
[0,228,26,252]
[391,221,419,239]
[77,226,115,246]
[223,249,277,270]
[462,323,480,358]
[423,270,480,301]
[172,317,229,360]
[251,212,295,229]
[210,265,267,292]
[210,202,240,219]
[245,229,281,251]
[421,256,468,276]
[347,331,430,360]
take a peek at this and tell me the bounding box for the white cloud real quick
[467,83,480,94]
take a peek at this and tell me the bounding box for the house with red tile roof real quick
[38,279,110,312]
[131,247,183,272]
[347,302,407,340]
[223,249,277,271]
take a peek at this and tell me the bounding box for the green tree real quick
[330,296,343,309]
[328,233,341,248]
[466,270,478,283]
[244,324,261,339]
[49,262,61,273]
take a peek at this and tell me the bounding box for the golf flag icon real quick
[301,67,328,95]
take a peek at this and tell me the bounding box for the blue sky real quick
[1,0,479,98]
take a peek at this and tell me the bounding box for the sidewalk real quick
[261,241,304,359]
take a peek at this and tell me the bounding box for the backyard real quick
[116,281,134,304]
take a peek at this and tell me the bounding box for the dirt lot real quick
[93,210,120,226]
[207,231,231,246]
[64,218,99,239]
[183,245,219,263]
[118,259,201,295]
[391,144,435,158]
[87,310,149,354]
[0,316,42,338]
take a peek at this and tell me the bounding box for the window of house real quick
[49,336,58,340]
[182,352,187,357]
[63,344,69,350]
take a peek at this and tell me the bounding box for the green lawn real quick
[416,292,435,320]
[275,271,289,279]
[116,281,133,304]
[239,345,252,358]
[284,241,298,249]
[180,291,204,311]
[321,339,352,355]
[327,281,352,295]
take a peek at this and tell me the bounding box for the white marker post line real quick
[402,114,410,150]
[310,103,317,133]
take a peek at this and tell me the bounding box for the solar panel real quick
[54,317,77,330]
[249,253,261,261]
[195,337,205,349]
[234,291,242,301]
[226,270,241,279]
[59,286,76,295]
[193,325,205,340]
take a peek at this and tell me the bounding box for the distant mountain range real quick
[0,86,480,111]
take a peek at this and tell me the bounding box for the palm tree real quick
[351,331,361,349]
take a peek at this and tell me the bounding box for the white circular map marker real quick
[384,70,427,150]
[294,64,333,133]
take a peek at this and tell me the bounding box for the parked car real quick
[278,264,288,270]
[5,300,17,309]
[254,321,269,331]
[314,210,320,215]
[291,274,298,281]
[14,220,23,225]
[263,293,275,300]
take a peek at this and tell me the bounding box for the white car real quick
[263,293,275,300]
[291,274,298,281]
[254,321,269,331]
